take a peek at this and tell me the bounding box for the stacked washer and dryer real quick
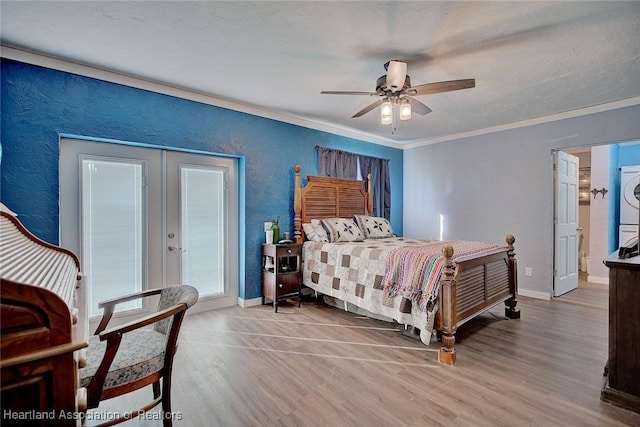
[619,165,640,248]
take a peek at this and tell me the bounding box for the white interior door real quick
[554,151,580,297]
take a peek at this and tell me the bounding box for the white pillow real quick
[310,219,329,242]
[321,217,365,242]
[302,223,317,241]
[353,215,393,239]
[302,220,329,242]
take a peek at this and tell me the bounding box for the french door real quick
[60,137,238,323]
[164,151,238,307]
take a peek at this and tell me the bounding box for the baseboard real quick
[586,275,609,285]
[519,289,551,300]
[238,296,262,308]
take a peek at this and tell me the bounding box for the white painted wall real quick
[578,204,590,271]
[588,145,611,283]
[403,104,640,299]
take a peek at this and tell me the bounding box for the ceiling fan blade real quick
[406,97,432,116]
[352,99,385,118]
[407,78,475,96]
[321,91,378,96]
[385,60,407,92]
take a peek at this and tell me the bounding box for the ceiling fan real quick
[321,60,475,123]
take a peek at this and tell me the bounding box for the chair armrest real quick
[98,288,162,309]
[98,303,187,341]
[94,288,164,334]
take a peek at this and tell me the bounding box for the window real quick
[81,157,145,316]
[317,146,391,219]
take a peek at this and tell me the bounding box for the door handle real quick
[168,245,182,252]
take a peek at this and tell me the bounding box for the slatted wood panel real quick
[300,176,368,224]
[0,215,79,307]
[338,187,368,217]
[303,185,339,221]
[1,211,87,424]
[486,259,510,298]
[457,265,486,315]
[455,256,512,326]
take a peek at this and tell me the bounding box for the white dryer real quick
[619,224,639,248]
[620,165,640,225]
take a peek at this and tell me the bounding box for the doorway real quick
[567,148,593,277]
[554,145,614,303]
[60,137,239,324]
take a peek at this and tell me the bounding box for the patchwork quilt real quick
[302,237,501,345]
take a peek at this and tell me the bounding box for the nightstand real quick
[262,243,302,312]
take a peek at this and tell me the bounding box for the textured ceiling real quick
[1,1,639,148]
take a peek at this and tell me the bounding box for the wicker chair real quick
[79,285,198,426]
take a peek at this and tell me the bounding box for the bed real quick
[292,165,520,365]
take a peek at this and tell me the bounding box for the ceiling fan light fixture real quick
[321,60,473,127]
[380,99,392,125]
[399,98,412,121]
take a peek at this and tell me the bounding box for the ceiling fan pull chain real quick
[392,108,397,135]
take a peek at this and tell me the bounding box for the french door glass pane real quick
[181,166,225,297]
[82,158,144,316]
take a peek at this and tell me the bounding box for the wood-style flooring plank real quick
[86,295,640,426]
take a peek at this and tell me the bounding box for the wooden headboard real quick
[293,164,372,243]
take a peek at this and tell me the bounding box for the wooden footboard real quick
[436,234,519,365]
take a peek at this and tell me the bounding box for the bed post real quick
[294,165,303,243]
[366,173,373,215]
[504,234,521,319]
[438,244,457,365]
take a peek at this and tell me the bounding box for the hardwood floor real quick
[555,271,608,309]
[87,293,640,426]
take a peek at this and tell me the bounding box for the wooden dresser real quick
[601,253,640,413]
[0,211,88,426]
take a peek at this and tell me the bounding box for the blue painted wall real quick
[609,144,620,253]
[612,141,640,249]
[0,58,403,301]
[617,142,640,167]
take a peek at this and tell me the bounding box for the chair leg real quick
[153,380,161,399]
[162,375,173,427]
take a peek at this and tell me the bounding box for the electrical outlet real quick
[525,267,533,277]
[264,222,273,232]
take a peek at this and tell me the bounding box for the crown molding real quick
[403,97,640,150]
[4,45,638,152]
[1,45,404,149]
